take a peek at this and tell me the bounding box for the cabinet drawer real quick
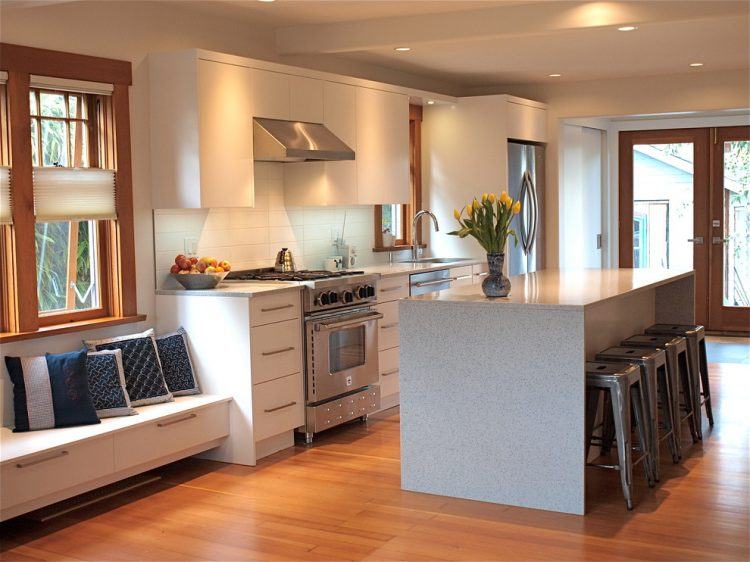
[251,318,302,385]
[472,263,489,284]
[114,403,229,471]
[250,291,301,327]
[1,437,114,509]
[378,275,409,302]
[375,301,400,351]
[451,265,474,288]
[253,372,304,441]
[379,347,400,398]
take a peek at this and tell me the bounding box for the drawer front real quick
[1,437,114,509]
[375,301,400,351]
[472,263,489,284]
[253,372,304,441]
[251,318,303,385]
[379,347,400,398]
[451,265,474,288]
[378,275,409,302]
[250,291,301,327]
[114,403,229,471]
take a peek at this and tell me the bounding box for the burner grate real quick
[226,269,365,282]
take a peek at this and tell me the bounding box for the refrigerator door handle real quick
[518,173,530,254]
[527,169,539,252]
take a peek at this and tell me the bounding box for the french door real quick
[619,127,750,333]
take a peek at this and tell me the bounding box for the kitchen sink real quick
[399,257,474,264]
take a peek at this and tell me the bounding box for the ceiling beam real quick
[275,1,749,55]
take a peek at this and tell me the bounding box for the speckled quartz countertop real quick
[358,258,481,278]
[156,281,302,298]
[408,268,693,308]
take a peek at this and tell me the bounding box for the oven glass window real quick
[329,325,366,373]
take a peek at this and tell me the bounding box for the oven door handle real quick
[313,312,383,332]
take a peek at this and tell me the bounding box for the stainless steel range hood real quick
[253,118,355,162]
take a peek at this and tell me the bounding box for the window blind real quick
[0,71,7,85]
[29,75,113,95]
[0,166,10,224]
[33,167,117,222]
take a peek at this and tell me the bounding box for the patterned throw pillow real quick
[85,329,173,407]
[4,349,100,432]
[86,349,137,418]
[155,328,200,396]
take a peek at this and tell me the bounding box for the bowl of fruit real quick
[170,255,232,290]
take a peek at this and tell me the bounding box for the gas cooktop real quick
[225,268,365,282]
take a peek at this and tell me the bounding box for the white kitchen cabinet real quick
[506,97,547,143]
[356,87,410,205]
[472,262,489,284]
[283,81,358,206]
[289,76,324,123]
[450,265,474,288]
[149,54,254,208]
[251,68,290,120]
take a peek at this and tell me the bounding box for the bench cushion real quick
[86,350,137,418]
[5,350,100,432]
[155,328,200,396]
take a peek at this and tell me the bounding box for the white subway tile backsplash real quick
[154,163,384,288]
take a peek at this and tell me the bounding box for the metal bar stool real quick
[586,362,654,510]
[621,334,701,449]
[645,324,714,437]
[595,347,678,482]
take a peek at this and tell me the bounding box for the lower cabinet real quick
[252,372,305,441]
[378,347,400,404]
[472,262,489,284]
[450,265,474,288]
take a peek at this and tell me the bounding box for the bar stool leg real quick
[600,394,615,454]
[665,348,683,458]
[699,338,714,427]
[631,379,655,488]
[686,339,704,440]
[585,388,600,462]
[657,363,680,463]
[678,351,700,443]
[611,379,634,510]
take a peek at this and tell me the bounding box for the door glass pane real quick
[633,143,694,269]
[329,325,366,373]
[722,140,750,307]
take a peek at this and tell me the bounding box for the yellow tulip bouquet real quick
[448,191,521,254]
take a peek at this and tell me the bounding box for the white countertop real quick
[156,281,302,298]
[359,258,481,278]
[407,268,694,308]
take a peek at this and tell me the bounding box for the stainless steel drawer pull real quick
[415,277,457,287]
[262,346,295,356]
[379,286,402,293]
[380,323,398,330]
[264,401,297,413]
[260,304,294,312]
[455,275,472,281]
[474,272,489,277]
[381,369,399,376]
[157,413,197,427]
[16,450,68,469]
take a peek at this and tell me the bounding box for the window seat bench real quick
[0,394,231,521]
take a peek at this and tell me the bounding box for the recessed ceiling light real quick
[548,73,562,78]
[394,47,411,52]
[617,25,638,31]
[426,100,435,105]
[689,62,704,67]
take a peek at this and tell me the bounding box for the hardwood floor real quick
[1,355,748,561]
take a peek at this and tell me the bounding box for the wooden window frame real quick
[374,104,424,251]
[0,43,143,342]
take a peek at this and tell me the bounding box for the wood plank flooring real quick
[1,358,748,561]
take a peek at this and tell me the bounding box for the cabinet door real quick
[450,265,474,288]
[251,69,290,120]
[290,76,323,123]
[507,101,547,143]
[197,60,254,208]
[355,87,409,205]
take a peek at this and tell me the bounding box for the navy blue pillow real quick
[5,349,100,432]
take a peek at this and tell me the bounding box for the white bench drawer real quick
[250,291,301,327]
[379,347,400,398]
[114,402,229,471]
[251,318,302,385]
[375,301,399,351]
[1,437,114,509]
[378,275,409,302]
[253,372,304,441]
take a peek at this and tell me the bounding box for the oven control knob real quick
[366,284,376,298]
[355,285,368,299]
[340,290,354,304]
[328,291,339,304]
[316,292,331,306]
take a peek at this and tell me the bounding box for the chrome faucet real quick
[412,210,439,261]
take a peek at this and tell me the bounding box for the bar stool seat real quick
[595,346,678,482]
[621,334,700,449]
[645,324,713,437]
[586,361,654,510]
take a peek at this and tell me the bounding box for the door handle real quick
[264,401,297,413]
[16,450,69,469]
[262,346,295,356]
[381,369,399,376]
[260,304,294,312]
[414,277,456,288]
[687,237,704,245]
[157,413,197,427]
[380,323,398,330]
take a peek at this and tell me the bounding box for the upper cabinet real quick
[251,69,291,120]
[150,54,254,208]
[355,88,410,205]
[289,76,324,123]
[506,96,547,144]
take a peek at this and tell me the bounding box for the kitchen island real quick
[398,268,694,515]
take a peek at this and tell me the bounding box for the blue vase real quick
[482,253,511,297]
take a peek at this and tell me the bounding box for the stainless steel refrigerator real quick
[507,142,545,275]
